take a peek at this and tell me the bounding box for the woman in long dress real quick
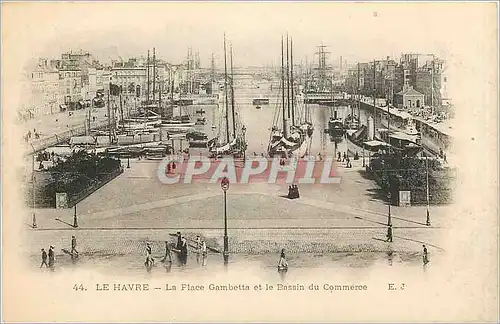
[278,249,288,270]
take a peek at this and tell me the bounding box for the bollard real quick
[426,209,431,226]
[32,213,37,228]
[73,205,78,228]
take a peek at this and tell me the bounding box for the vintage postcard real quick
[1,1,498,322]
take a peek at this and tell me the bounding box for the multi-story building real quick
[397,53,443,107]
[111,59,147,97]
[110,58,171,100]
[58,67,83,109]
[55,50,103,103]
[347,53,444,108]
[22,58,60,117]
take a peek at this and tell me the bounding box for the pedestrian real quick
[195,235,201,251]
[181,237,188,255]
[337,151,341,162]
[40,248,48,268]
[180,237,188,265]
[176,231,182,250]
[145,242,154,268]
[443,153,447,163]
[48,245,55,269]
[342,152,346,162]
[386,225,393,243]
[201,240,207,257]
[422,245,429,265]
[71,235,79,258]
[278,249,288,270]
[161,241,172,264]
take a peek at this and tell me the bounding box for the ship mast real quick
[357,62,360,119]
[152,47,156,106]
[286,35,291,123]
[290,37,295,126]
[147,50,150,105]
[230,43,236,139]
[223,33,230,143]
[373,60,377,139]
[281,36,287,138]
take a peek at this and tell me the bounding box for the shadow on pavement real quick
[394,235,445,251]
[55,218,75,228]
[354,216,387,227]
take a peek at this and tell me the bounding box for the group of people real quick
[144,232,208,271]
[40,246,56,270]
[24,128,40,142]
[40,236,79,270]
[337,152,353,168]
[287,185,300,199]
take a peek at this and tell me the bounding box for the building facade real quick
[22,59,60,117]
[394,85,425,109]
[346,53,444,108]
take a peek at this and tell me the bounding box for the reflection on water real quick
[30,250,434,280]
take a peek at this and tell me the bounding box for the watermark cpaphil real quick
[157,155,341,185]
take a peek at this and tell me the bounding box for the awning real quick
[70,136,96,145]
[390,132,418,142]
[364,140,391,148]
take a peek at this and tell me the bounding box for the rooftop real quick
[396,86,424,96]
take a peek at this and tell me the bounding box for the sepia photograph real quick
[2,1,498,322]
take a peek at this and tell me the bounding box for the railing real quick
[69,167,123,207]
[26,120,110,156]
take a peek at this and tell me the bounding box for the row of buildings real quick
[20,49,207,119]
[345,53,448,110]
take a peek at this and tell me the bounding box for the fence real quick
[26,120,110,156]
[69,167,124,208]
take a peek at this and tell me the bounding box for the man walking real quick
[386,225,393,243]
[423,245,429,265]
[176,232,182,250]
[48,245,55,270]
[71,236,79,258]
[161,241,172,264]
[40,248,48,268]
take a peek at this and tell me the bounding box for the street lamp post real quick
[425,154,431,226]
[127,147,130,168]
[387,192,392,226]
[32,155,37,228]
[362,146,365,167]
[221,177,230,263]
[242,125,247,162]
[73,204,78,228]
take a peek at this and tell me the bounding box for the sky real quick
[2,2,496,69]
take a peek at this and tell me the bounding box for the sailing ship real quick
[267,36,314,158]
[328,110,345,138]
[326,76,345,138]
[208,35,247,157]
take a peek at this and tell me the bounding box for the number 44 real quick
[73,284,85,291]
